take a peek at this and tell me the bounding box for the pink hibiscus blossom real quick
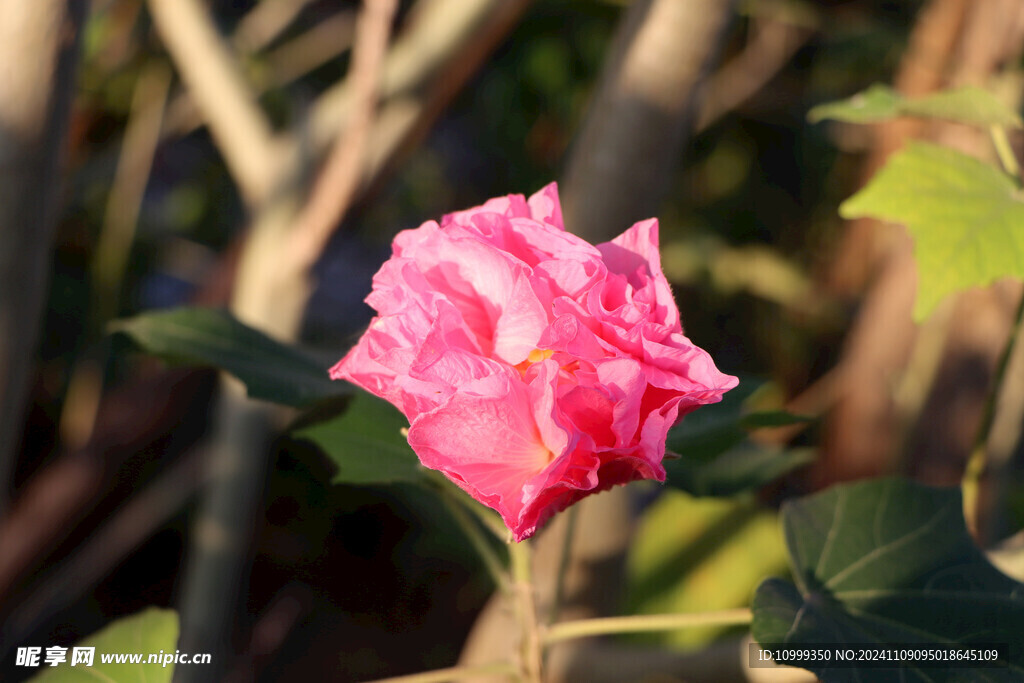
[331,183,737,540]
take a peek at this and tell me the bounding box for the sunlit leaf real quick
[752,478,1024,682]
[839,142,1024,320]
[294,393,424,486]
[808,84,902,124]
[628,492,787,648]
[111,307,345,407]
[809,84,1023,128]
[30,608,179,682]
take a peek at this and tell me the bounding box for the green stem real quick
[510,539,543,683]
[546,504,579,625]
[436,485,510,594]
[989,125,1021,180]
[357,662,517,683]
[963,289,1024,530]
[542,608,753,645]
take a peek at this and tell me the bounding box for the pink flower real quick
[331,184,737,540]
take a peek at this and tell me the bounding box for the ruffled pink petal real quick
[598,219,680,331]
[408,368,568,532]
[527,182,564,230]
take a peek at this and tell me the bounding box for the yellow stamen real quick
[527,348,554,363]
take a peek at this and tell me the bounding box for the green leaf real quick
[294,393,424,486]
[111,306,347,407]
[840,142,1024,320]
[752,478,1024,682]
[627,492,787,649]
[667,444,816,498]
[809,84,1023,128]
[29,608,179,682]
[664,381,815,497]
[808,84,903,124]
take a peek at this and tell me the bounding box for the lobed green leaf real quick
[840,141,1024,319]
[752,478,1024,682]
[809,84,1023,128]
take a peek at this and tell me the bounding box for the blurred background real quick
[2,0,1023,681]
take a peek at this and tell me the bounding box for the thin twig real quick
[163,9,356,140]
[305,0,531,154]
[543,608,754,645]
[146,0,280,206]
[233,0,315,53]
[696,17,813,132]
[963,288,1024,532]
[60,63,172,451]
[287,0,398,271]
[546,504,579,626]
[262,10,356,89]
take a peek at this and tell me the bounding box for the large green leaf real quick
[664,381,815,497]
[112,306,347,407]
[294,393,424,486]
[809,84,1023,128]
[30,608,179,682]
[752,478,1024,682]
[840,141,1024,320]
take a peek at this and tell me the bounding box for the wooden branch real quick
[162,8,356,142]
[233,0,315,54]
[560,0,738,243]
[697,17,814,132]
[305,0,525,156]
[0,0,86,513]
[287,0,398,271]
[146,0,281,207]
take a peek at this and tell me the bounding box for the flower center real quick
[527,348,554,363]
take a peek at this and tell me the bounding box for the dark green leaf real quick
[664,381,815,496]
[752,478,1024,682]
[111,306,347,407]
[294,393,424,486]
[30,608,179,682]
[809,84,1023,128]
[665,380,762,461]
[840,142,1024,319]
[666,444,815,498]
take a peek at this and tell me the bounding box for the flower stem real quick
[990,125,1021,181]
[546,504,579,625]
[357,662,517,683]
[963,288,1024,531]
[542,608,753,645]
[509,539,543,683]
